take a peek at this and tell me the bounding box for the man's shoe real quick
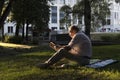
[36,63,49,69]
[59,63,79,69]
[59,64,70,68]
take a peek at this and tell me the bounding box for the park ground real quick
[0,42,120,80]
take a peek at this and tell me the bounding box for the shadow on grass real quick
[14,70,90,80]
[0,45,53,68]
[0,45,52,56]
[0,45,120,80]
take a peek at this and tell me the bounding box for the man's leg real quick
[37,48,70,68]
[72,56,90,66]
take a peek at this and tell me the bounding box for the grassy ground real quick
[0,42,120,80]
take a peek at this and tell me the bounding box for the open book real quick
[49,42,62,51]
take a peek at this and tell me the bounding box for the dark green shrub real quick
[101,36,114,41]
[115,34,120,41]
[32,37,39,44]
[4,35,10,43]
[101,34,120,42]
[0,36,2,41]
[4,36,23,44]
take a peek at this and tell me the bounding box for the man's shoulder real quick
[76,32,84,36]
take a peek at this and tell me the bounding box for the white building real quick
[49,0,120,32]
[48,0,78,31]
[3,21,16,36]
[2,0,120,36]
[99,0,120,32]
[109,0,120,27]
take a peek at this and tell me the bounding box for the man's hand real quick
[63,46,71,51]
[49,42,61,51]
[49,42,56,48]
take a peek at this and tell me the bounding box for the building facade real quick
[48,0,78,31]
[49,0,120,32]
[103,0,120,32]
[2,0,120,36]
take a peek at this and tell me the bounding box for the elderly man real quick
[37,25,92,68]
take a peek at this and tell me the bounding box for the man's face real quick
[68,28,76,38]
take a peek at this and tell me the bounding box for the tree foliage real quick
[0,0,13,27]
[12,0,50,40]
[12,0,49,31]
[0,0,5,16]
[115,0,120,3]
[60,0,110,37]
[60,5,72,29]
[0,0,13,40]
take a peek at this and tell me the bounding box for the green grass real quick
[0,43,120,80]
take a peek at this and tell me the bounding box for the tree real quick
[72,0,84,27]
[0,0,14,40]
[0,0,13,28]
[60,5,72,30]
[84,0,91,37]
[72,0,110,37]
[115,0,120,3]
[12,0,50,41]
[0,0,5,40]
[0,0,5,16]
[91,0,110,31]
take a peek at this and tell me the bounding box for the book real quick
[49,42,62,51]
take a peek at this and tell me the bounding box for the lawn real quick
[0,42,120,80]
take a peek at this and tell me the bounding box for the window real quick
[60,11,65,19]
[51,27,57,30]
[68,0,72,4]
[106,19,111,25]
[52,13,57,17]
[51,6,57,12]
[8,26,13,33]
[114,12,118,19]
[52,16,57,23]
[51,6,57,23]
[60,0,65,4]
[51,0,57,4]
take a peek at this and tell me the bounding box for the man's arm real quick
[49,42,62,51]
[49,42,71,51]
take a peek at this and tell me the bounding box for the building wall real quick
[4,22,16,36]
[2,21,32,36]
[2,0,120,35]
[48,0,77,30]
[109,0,120,27]
[49,0,120,32]
[101,0,120,32]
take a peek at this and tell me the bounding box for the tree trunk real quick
[22,22,25,39]
[0,0,13,28]
[1,24,4,41]
[26,21,29,41]
[84,0,91,38]
[15,23,19,36]
[0,0,5,15]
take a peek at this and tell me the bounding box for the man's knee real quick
[58,48,66,52]
[57,48,69,55]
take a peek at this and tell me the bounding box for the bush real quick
[101,36,113,41]
[4,36,23,44]
[0,36,2,41]
[115,34,120,41]
[101,34,120,42]
[32,37,39,44]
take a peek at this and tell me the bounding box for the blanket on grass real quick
[86,59,118,68]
